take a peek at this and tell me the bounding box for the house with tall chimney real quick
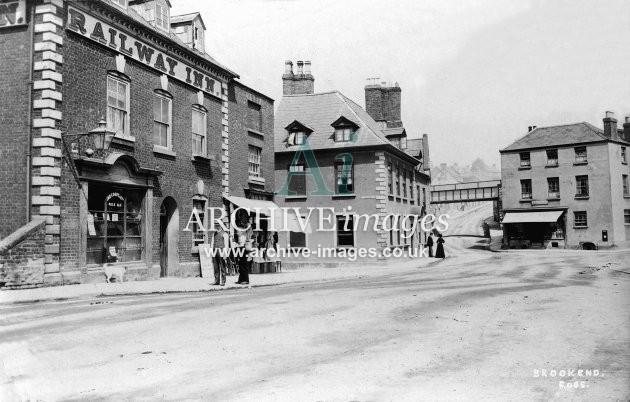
[274,61,431,264]
[500,112,630,249]
[0,0,274,288]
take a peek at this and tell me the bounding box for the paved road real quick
[1,247,628,401]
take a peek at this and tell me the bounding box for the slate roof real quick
[500,122,621,152]
[383,127,405,137]
[99,1,237,78]
[275,91,420,164]
[405,138,423,158]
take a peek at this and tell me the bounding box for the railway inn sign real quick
[66,6,224,98]
[0,0,26,28]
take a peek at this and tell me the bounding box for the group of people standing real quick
[425,232,446,259]
[210,213,278,287]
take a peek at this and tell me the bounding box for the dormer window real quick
[155,1,169,32]
[331,116,359,143]
[285,120,313,147]
[110,0,127,9]
[289,132,307,146]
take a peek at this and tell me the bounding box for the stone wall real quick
[0,219,47,289]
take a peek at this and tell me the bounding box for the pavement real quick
[0,256,441,305]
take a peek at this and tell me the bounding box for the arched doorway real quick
[159,197,178,277]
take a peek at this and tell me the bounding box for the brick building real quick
[274,61,431,264]
[0,0,273,288]
[500,113,630,249]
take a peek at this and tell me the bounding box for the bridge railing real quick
[430,180,501,203]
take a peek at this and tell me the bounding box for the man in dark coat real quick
[426,233,434,258]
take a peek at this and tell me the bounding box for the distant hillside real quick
[431,158,500,185]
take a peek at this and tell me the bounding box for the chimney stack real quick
[623,116,630,142]
[364,81,403,128]
[282,59,314,96]
[603,111,618,140]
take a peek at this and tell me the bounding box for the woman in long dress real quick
[435,234,446,259]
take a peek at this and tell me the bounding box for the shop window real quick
[574,146,587,163]
[520,179,532,200]
[107,75,130,137]
[87,185,144,265]
[248,145,262,177]
[623,175,629,196]
[336,215,354,248]
[191,198,207,247]
[519,152,531,167]
[153,92,171,149]
[547,177,560,199]
[155,1,170,32]
[574,211,587,227]
[546,149,558,166]
[192,106,207,157]
[288,164,306,196]
[575,175,589,197]
[334,160,354,194]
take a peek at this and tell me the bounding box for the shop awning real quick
[501,210,564,224]
[224,196,311,233]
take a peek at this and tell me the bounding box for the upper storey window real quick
[285,120,313,146]
[331,116,359,143]
[155,1,170,32]
[110,0,127,9]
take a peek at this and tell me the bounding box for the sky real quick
[171,0,630,168]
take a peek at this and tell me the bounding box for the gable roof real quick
[275,91,419,164]
[501,122,613,152]
[405,138,423,158]
[383,127,406,137]
[171,12,206,29]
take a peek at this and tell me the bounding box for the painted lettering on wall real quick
[0,0,26,28]
[66,6,223,98]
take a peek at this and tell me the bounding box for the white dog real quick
[104,266,127,283]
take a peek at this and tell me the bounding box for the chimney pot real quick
[304,61,311,75]
[623,115,630,142]
[606,110,616,119]
[284,60,293,75]
[296,61,304,75]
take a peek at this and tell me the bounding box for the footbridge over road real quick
[430,180,501,204]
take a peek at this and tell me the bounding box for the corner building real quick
[0,0,274,287]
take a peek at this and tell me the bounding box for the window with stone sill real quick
[574,211,587,227]
[248,145,262,178]
[192,106,207,157]
[107,75,130,138]
[547,177,560,199]
[622,147,627,164]
[153,92,171,149]
[574,146,587,163]
[575,175,589,197]
[519,152,531,167]
[623,174,629,196]
[624,209,630,224]
[520,179,532,200]
[546,149,558,166]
